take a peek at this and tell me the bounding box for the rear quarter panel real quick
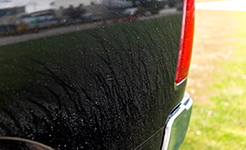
[0,1,185,149]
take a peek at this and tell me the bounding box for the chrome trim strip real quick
[161,92,193,150]
[0,136,54,150]
[175,77,187,87]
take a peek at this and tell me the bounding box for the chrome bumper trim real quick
[161,92,193,150]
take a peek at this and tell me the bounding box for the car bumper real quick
[162,91,193,150]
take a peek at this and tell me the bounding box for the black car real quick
[0,0,194,149]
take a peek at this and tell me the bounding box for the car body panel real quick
[0,0,188,149]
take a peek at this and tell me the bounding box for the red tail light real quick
[175,0,195,84]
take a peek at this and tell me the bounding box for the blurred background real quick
[181,0,246,149]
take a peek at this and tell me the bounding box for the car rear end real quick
[0,0,194,149]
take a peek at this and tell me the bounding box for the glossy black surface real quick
[0,0,184,149]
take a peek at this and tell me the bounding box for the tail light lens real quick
[175,0,195,84]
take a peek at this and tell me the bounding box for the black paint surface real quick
[0,1,184,149]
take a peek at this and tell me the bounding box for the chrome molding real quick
[174,77,187,91]
[161,92,193,150]
[0,136,54,150]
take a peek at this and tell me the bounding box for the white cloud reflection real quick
[0,0,101,13]
[0,0,54,13]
